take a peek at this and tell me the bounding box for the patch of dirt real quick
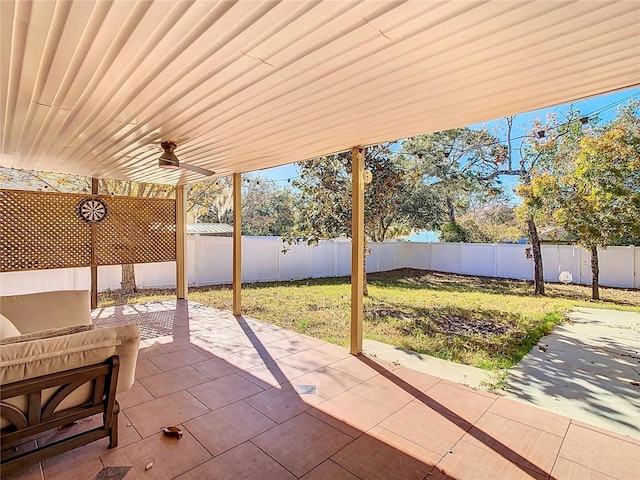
[367,308,416,322]
[368,268,426,281]
[435,314,511,336]
[367,307,512,337]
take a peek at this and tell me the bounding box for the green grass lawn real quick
[98,268,639,370]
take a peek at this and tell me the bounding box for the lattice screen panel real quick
[0,190,91,271]
[1,190,176,272]
[94,196,176,266]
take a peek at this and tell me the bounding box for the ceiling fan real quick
[158,141,215,176]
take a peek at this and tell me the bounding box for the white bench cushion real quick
[1,313,21,339]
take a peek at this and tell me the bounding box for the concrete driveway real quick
[505,307,640,439]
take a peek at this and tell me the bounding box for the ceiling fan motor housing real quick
[159,141,179,169]
[157,140,215,176]
[160,141,177,152]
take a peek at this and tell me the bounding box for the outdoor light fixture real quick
[158,141,180,170]
[536,130,547,145]
[580,116,590,130]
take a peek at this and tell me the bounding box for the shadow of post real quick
[230,314,458,479]
[356,355,558,480]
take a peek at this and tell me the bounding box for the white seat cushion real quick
[0,323,140,393]
[1,313,21,339]
[1,323,140,429]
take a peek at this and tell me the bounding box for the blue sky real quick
[257,86,640,185]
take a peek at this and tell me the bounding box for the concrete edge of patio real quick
[363,339,493,391]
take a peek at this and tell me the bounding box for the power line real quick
[240,175,302,187]
[477,91,639,148]
[396,90,639,154]
[215,90,640,182]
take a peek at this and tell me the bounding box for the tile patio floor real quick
[5,300,639,480]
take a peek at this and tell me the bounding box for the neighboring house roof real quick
[187,223,234,235]
[539,227,572,243]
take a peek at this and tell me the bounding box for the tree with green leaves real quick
[284,144,441,294]
[192,175,296,236]
[401,127,503,241]
[482,109,590,295]
[519,103,640,299]
[286,144,432,244]
[398,181,446,236]
[239,176,295,236]
[190,177,233,224]
[189,178,231,223]
[454,200,525,243]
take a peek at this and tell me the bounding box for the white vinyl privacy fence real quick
[1,236,638,295]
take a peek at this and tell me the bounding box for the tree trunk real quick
[445,197,456,224]
[590,245,600,300]
[121,264,137,295]
[527,218,545,295]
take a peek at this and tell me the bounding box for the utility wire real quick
[226,90,640,183]
[396,90,640,153]
[481,91,638,146]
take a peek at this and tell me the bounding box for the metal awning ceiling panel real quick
[2,0,639,185]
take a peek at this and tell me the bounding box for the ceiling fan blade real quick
[181,162,215,176]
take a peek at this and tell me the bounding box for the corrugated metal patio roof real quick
[1,0,639,185]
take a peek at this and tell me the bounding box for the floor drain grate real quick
[94,466,131,480]
[295,385,317,395]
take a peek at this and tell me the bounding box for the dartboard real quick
[77,197,108,224]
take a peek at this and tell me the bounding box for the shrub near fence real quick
[1,237,637,295]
